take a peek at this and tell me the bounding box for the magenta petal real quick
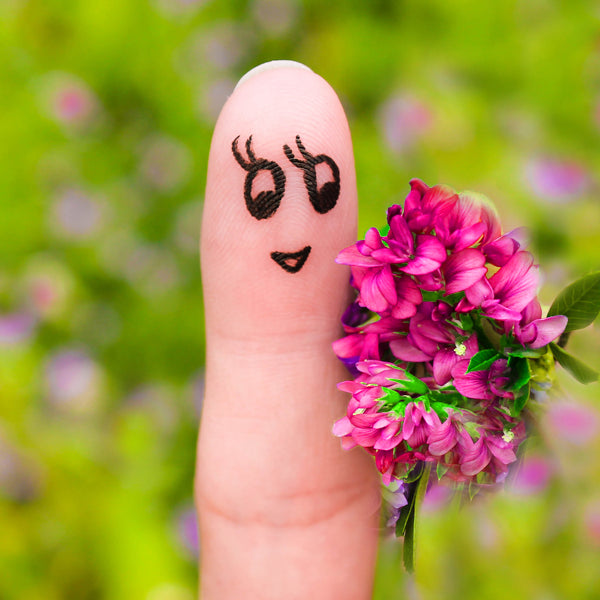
[451,362,491,400]
[427,418,457,455]
[401,235,447,276]
[360,268,396,312]
[489,251,539,312]
[371,247,403,263]
[332,416,353,437]
[433,348,459,386]
[351,427,380,447]
[453,222,487,251]
[443,248,488,294]
[336,245,381,267]
[486,437,517,465]
[481,300,522,322]
[465,277,493,306]
[364,227,384,250]
[460,438,491,476]
[389,214,414,250]
[520,315,568,348]
[390,337,432,362]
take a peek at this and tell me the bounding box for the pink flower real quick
[461,251,539,322]
[386,214,447,275]
[434,191,501,251]
[451,358,513,402]
[432,333,479,386]
[401,179,458,234]
[457,429,519,479]
[427,412,458,456]
[442,248,488,295]
[483,228,528,267]
[512,298,567,349]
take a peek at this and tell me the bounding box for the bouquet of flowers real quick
[332,179,599,571]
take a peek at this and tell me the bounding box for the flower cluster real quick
[331,179,595,547]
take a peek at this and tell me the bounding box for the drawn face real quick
[232,134,341,273]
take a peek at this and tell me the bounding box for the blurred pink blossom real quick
[22,256,75,319]
[510,454,554,496]
[544,401,599,446]
[44,73,100,128]
[378,93,433,153]
[584,501,600,547]
[524,157,590,202]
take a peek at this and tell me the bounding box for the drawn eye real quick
[231,135,286,220]
[283,135,340,214]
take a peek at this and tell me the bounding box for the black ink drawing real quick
[270,246,312,274]
[231,135,286,220]
[231,134,340,274]
[283,135,340,214]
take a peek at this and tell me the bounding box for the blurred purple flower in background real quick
[122,243,182,296]
[197,78,236,123]
[0,312,36,346]
[422,482,453,513]
[0,428,43,502]
[44,349,104,413]
[154,0,208,18]
[174,504,200,559]
[252,0,299,36]
[49,188,107,240]
[524,156,590,202]
[378,93,433,153]
[173,200,204,255]
[201,23,251,70]
[139,135,192,193]
[126,383,179,433]
[187,370,205,418]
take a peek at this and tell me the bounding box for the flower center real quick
[502,429,515,443]
[454,342,467,356]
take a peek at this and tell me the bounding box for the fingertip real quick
[202,61,358,342]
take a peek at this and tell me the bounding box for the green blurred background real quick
[1,0,599,598]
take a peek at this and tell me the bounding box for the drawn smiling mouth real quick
[270,246,312,273]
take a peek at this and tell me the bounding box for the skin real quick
[195,63,381,599]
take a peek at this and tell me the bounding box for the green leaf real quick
[378,224,390,237]
[395,495,415,538]
[459,313,474,330]
[403,463,431,573]
[511,382,530,417]
[392,371,430,395]
[550,343,599,384]
[548,271,600,332]
[436,462,449,480]
[467,349,501,373]
[506,347,546,359]
[507,356,531,391]
[402,502,417,573]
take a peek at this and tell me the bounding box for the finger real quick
[196,61,380,600]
